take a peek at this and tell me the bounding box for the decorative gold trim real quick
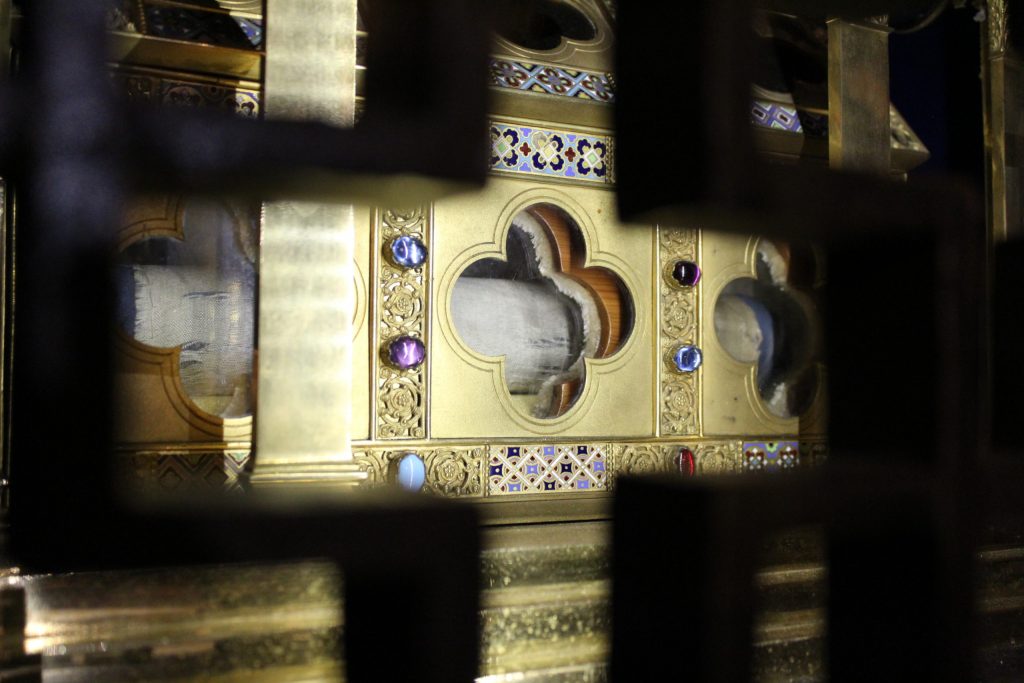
[609,442,672,482]
[355,447,485,497]
[695,440,744,475]
[349,438,749,500]
[374,207,430,439]
[658,227,701,436]
[108,30,263,81]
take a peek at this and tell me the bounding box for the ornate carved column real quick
[984,0,1023,241]
[827,17,893,174]
[249,0,366,487]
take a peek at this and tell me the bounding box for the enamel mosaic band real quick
[489,59,614,102]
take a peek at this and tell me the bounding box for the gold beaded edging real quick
[374,207,430,439]
[659,227,701,436]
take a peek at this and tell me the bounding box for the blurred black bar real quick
[992,238,1024,455]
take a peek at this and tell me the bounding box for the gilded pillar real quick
[985,0,1023,241]
[827,18,893,174]
[249,0,366,487]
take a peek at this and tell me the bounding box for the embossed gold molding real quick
[349,438,748,501]
[695,440,744,475]
[373,207,430,439]
[355,447,484,497]
[659,227,701,436]
[251,0,365,487]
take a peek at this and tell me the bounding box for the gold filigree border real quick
[659,227,701,435]
[374,207,430,439]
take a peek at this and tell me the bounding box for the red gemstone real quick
[676,447,696,476]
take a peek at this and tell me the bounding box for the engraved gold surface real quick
[373,207,429,439]
[431,177,654,439]
[252,0,364,486]
[695,439,744,475]
[355,446,485,497]
[658,227,701,436]
[29,524,1003,682]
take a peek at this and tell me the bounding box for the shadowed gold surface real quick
[11,525,1024,682]
[251,0,364,486]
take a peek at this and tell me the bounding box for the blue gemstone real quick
[673,345,703,373]
[396,453,426,491]
[390,236,427,269]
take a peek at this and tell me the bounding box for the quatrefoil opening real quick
[116,198,258,419]
[494,0,597,51]
[452,204,633,419]
[713,240,822,418]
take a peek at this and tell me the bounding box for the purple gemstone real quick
[388,336,425,370]
[672,260,701,287]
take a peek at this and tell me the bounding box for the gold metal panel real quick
[372,207,430,439]
[351,205,371,440]
[431,177,655,439]
[827,19,892,173]
[489,88,613,132]
[355,446,485,497]
[252,0,364,486]
[700,232,799,437]
[108,31,263,81]
[658,227,701,435]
